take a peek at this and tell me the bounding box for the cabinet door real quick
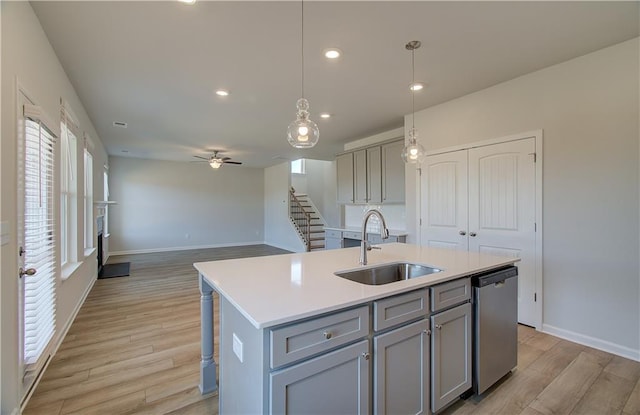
[270,340,370,415]
[367,147,382,204]
[421,150,468,251]
[374,319,430,415]
[354,149,368,204]
[431,303,472,413]
[325,237,342,250]
[382,140,405,203]
[336,153,354,204]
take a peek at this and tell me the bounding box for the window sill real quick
[104,233,111,239]
[61,261,82,281]
[84,247,96,258]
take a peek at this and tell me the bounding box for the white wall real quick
[405,38,639,359]
[1,2,109,412]
[264,162,305,252]
[108,156,264,254]
[291,159,340,227]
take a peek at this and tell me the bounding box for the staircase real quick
[289,188,325,251]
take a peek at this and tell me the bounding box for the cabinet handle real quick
[469,232,477,237]
[423,329,431,336]
[435,324,442,330]
[323,331,333,340]
[459,230,467,236]
[361,352,370,360]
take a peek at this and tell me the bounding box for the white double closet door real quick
[421,138,537,327]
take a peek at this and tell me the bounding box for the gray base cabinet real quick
[270,340,370,414]
[431,302,472,413]
[374,319,430,415]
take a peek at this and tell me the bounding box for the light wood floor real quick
[24,246,639,415]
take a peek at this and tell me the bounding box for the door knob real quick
[469,232,477,237]
[19,267,37,278]
[459,230,467,236]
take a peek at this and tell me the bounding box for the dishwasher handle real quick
[475,266,518,287]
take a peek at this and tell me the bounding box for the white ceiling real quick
[31,1,639,168]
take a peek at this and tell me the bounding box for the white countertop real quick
[194,243,517,330]
[324,226,408,237]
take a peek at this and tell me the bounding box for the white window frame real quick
[83,147,94,255]
[291,158,306,175]
[60,102,80,277]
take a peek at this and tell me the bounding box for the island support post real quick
[199,274,218,394]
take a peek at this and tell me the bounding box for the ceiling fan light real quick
[209,159,223,169]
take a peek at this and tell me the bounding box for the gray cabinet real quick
[431,302,472,413]
[337,152,354,204]
[374,319,430,415]
[382,140,406,203]
[270,339,370,414]
[336,139,403,205]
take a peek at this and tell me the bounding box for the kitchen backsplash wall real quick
[344,204,406,232]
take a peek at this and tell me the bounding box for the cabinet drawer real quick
[325,229,342,239]
[430,278,471,312]
[343,231,361,240]
[373,289,429,332]
[270,306,369,369]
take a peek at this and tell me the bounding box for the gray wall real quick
[1,2,109,412]
[264,162,305,252]
[108,156,265,254]
[405,38,639,358]
[291,159,340,228]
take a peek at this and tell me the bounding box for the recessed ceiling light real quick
[319,113,331,119]
[215,89,230,97]
[178,0,196,4]
[410,82,426,92]
[323,48,342,59]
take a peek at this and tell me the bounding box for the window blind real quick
[22,105,57,373]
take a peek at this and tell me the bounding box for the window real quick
[60,105,79,268]
[84,148,93,252]
[103,168,110,236]
[20,102,58,385]
[291,158,306,175]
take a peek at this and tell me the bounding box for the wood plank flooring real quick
[24,246,639,414]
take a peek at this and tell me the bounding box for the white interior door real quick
[421,150,468,250]
[18,93,58,400]
[468,138,537,326]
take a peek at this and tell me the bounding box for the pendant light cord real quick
[301,0,305,99]
[411,47,415,130]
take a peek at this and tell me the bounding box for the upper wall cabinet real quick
[337,139,405,205]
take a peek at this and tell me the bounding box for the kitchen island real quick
[194,243,518,414]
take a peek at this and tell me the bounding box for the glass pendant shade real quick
[287,98,319,148]
[401,128,426,163]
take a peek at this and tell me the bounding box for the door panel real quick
[468,138,536,326]
[421,150,468,251]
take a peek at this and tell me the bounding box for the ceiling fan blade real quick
[221,157,231,161]
[193,155,210,160]
[223,161,243,165]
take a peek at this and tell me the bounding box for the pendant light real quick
[287,0,319,149]
[401,40,426,164]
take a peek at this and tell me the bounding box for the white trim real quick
[109,241,268,256]
[426,129,543,156]
[542,323,640,362]
[20,277,96,412]
[61,261,82,281]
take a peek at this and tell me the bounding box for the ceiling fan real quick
[193,150,243,169]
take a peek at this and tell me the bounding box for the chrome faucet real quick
[359,209,389,265]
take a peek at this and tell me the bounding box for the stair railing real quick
[289,188,311,251]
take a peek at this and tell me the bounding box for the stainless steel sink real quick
[334,262,442,285]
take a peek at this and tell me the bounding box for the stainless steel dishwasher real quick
[471,265,518,395]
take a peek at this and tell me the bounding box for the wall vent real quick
[113,121,128,128]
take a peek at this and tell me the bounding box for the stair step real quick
[309,237,325,242]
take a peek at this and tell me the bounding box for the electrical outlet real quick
[233,333,243,363]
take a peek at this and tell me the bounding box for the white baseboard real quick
[109,241,267,256]
[542,323,640,362]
